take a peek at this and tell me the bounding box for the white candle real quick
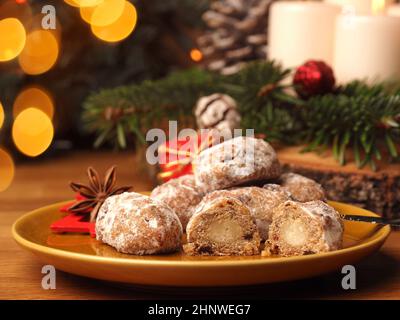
[325,0,394,15]
[334,14,400,83]
[387,4,400,16]
[268,1,341,69]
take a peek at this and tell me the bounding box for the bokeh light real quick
[190,49,203,62]
[372,0,386,15]
[0,18,26,62]
[0,102,4,129]
[13,87,54,119]
[12,108,54,157]
[25,14,62,45]
[65,0,104,7]
[64,0,82,7]
[91,1,137,43]
[80,0,125,27]
[0,148,15,192]
[18,30,59,75]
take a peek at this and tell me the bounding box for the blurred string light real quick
[65,0,104,7]
[0,102,4,129]
[372,0,386,15]
[190,48,203,62]
[91,1,137,43]
[12,108,54,157]
[0,0,31,62]
[18,30,59,75]
[80,0,125,27]
[25,14,62,45]
[0,148,15,192]
[13,86,54,119]
[0,18,26,62]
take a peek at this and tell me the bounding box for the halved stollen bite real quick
[184,196,261,256]
[265,200,344,257]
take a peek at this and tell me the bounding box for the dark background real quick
[0,0,208,155]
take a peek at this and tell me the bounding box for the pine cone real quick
[197,0,275,75]
[194,93,241,132]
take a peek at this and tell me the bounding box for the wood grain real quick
[277,146,400,218]
[0,151,399,299]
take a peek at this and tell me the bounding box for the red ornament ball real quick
[293,60,336,99]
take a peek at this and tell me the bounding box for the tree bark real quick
[277,146,400,218]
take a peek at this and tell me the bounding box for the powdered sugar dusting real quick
[193,137,281,192]
[96,192,183,255]
[149,218,158,228]
[269,200,344,255]
[279,173,326,202]
[298,200,343,249]
[151,175,203,230]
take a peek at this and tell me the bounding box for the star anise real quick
[68,166,132,222]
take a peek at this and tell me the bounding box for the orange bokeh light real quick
[65,0,104,7]
[0,102,4,129]
[13,86,54,119]
[0,18,26,62]
[25,14,62,45]
[190,49,203,62]
[0,148,15,192]
[18,30,59,75]
[80,0,125,27]
[12,108,54,157]
[91,1,137,43]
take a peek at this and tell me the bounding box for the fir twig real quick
[303,83,400,170]
[82,62,400,169]
[83,61,297,147]
[83,68,220,148]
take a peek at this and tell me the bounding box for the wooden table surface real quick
[1,151,399,300]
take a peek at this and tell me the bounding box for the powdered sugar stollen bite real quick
[201,185,292,241]
[185,195,261,256]
[96,192,182,255]
[193,136,281,192]
[150,174,203,230]
[278,172,326,203]
[266,200,343,257]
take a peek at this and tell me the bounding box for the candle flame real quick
[372,0,385,15]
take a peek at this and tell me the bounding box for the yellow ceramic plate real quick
[12,200,390,286]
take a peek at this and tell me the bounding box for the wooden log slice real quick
[276,146,400,218]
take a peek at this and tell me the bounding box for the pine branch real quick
[82,61,400,169]
[221,61,302,143]
[83,68,221,148]
[303,83,400,169]
[82,61,296,148]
